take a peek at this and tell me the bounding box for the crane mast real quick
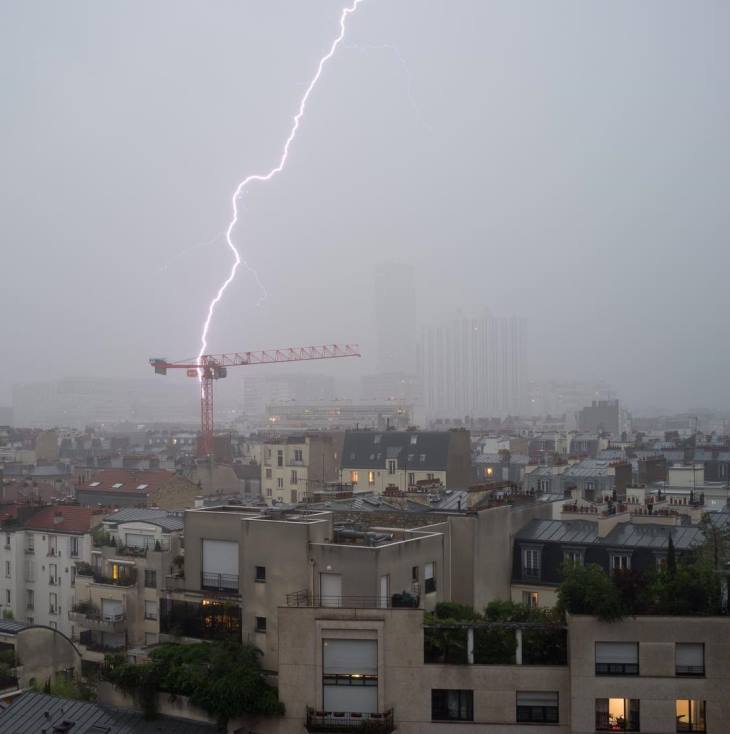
[150,344,360,457]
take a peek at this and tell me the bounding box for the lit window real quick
[368,471,375,486]
[676,700,705,732]
[522,591,539,608]
[595,698,640,731]
[486,467,494,476]
[351,471,359,484]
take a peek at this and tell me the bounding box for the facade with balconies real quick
[72,508,182,664]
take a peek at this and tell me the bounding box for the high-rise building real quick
[419,310,527,420]
[374,262,417,374]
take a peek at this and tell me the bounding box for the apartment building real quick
[275,607,729,734]
[72,508,182,664]
[340,430,472,494]
[261,434,343,504]
[0,506,93,637]
[511,519,703,608]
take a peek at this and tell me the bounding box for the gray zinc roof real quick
[103,508,184,532]
[342,431,451,471]
[0,692,217,733]
[515,519,599,545]
[601,522,703,550]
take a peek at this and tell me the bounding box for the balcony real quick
[70,604,127,633]
[306,708,394,734]
[201,572,239,593]
[286,590,419,609]
[89,569,138,587]
[78,630,126,654]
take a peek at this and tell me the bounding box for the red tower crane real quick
[150,344,360,457]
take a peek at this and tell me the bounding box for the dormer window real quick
[410,435,418,445]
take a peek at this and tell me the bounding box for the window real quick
[4,534,10,548]
[145,632,158,646]
[522,591,539,608]
[412,566,419,582]
[265,468,272,479]
[595,642,639,675]
[424,562,436,594]
[27,535,34,552]
[676,700,705,732]
[585,481,595,491]
[4,561,9,578]
[294,449,303,462]
[48,536,58,556]
[255,616,267,633]
[70,566,75,586]
[408,472,415,486]
[290,489,297,502]
[610,553,631,574]
[49,563,58,584]
[70,536,79,557]
[323,639,377,711]
[26,617,33,625]
[564,549,583,566]
[5,590,10,605]
[277,450,283,467]
[516,691,559,723]
[486,466,494,477]
[49,621,56,630]
[676,643,704,676]
[255,566,266,583]
[266,488,272,497]
[277,478,283,489]
[387,460,396,475]
[26,589,34,610]
[427,473,434,481]
[144,570,157,589]
[49,592,58,614]
[144,600,157,620]
[595,699,640,731]
[290,470,298,485]
[351,470,359,484]
[431,690,473,722]
[523,547,541,580]
[368,470,375,486]
[410,435,418,445]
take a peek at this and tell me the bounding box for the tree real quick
[667,535,677,579]
[557,562,623,622]
[698,513,730,571]
[104,641,284,726]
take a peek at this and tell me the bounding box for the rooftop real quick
[102,508,184,532]
[0,692,217,734]
[23,506,93,534]
[79,469,176,494]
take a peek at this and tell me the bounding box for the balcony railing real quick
[676,665,704,676]
[91,569,137,587]
[79,630,126,653]
[286,590,419,609]
[201,572,239,593]
[306,708,394,733]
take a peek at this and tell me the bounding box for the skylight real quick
[111,483,123,489]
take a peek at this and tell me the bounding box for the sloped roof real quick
[602,522,703,550]
[342,431,452,470]
[0,692,216,733]
[79,469,176,494]
[515,519,599,545]
[102,508,184,532]
[23,506,93,534]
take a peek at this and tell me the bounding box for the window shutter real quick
[202,539,239,575]
[595,642,638,664]
[676,643,703,667]
[323,639,377,674]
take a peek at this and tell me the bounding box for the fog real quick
[1,0,728,417]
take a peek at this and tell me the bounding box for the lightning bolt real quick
[345,42,432,134]
[197,0,366,369]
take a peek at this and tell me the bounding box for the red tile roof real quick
[23,506,93,534]
[79,469,176,494]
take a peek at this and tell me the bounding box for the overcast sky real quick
[1,0,728,414]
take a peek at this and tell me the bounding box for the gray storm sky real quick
[1,0,728,414]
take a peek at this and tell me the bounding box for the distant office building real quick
[265,401,411,431]
[12,377,197,428]
[374,262,417,374]
[243,373,336,415]
[578,399,621,436]
[360,371,422,404]
[528,380,614,419]
[419,311,527,420]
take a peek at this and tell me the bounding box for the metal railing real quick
[286,590,419,609]
[306,708,394,733]
[91,569,137,587]
[201,572,239,593]
[676,665,704,676]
